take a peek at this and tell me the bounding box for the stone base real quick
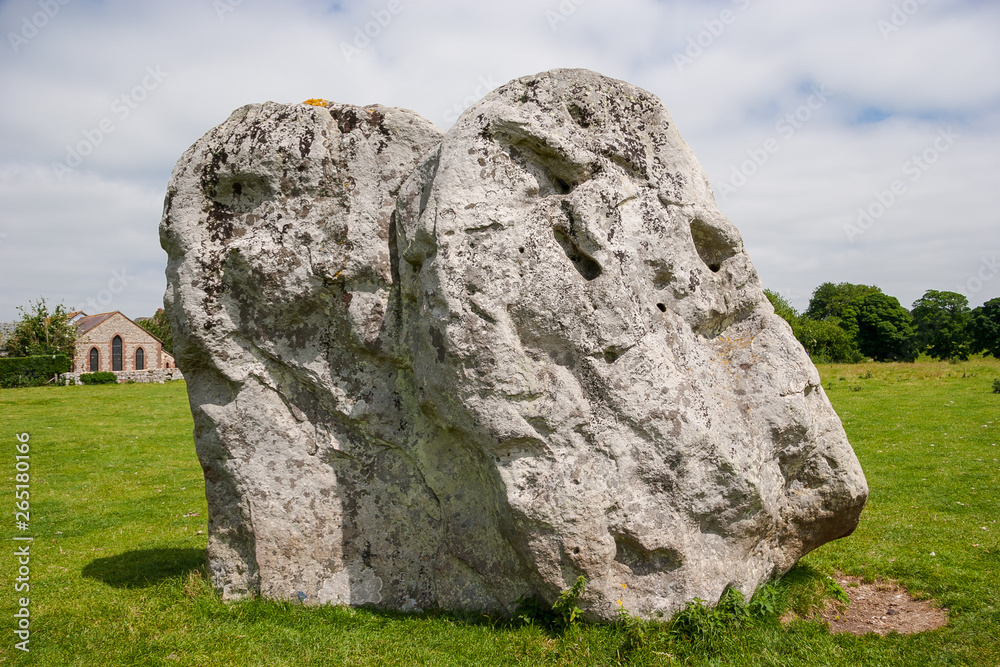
[63,369,185,385]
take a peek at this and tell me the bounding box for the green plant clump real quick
[80,371,118,385]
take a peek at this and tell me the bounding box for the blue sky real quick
[1,0,997,321]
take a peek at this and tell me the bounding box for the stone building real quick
[70,311,176,373]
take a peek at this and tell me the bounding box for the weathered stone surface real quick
[161,69,868,620]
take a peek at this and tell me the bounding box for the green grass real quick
[1,358,998,666]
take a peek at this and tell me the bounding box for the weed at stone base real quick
[614,587,648,657]
[515,575,586,633]
[776,563,850,618]
[668,588,749,644]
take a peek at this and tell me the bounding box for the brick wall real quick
[74,313,170,373]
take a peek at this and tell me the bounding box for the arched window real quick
[135,347,145,371]
[112,336,123,372]
[89,348,99,372]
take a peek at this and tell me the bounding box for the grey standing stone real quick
[161,69,867,620]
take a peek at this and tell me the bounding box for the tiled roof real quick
[72,311,169,348]
[73,312,117,336]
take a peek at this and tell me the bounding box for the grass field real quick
[1,358,998,666]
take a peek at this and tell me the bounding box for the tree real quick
[6,298,77,358]
[764,289,864,362]
[136,308,174,354]
[805,282,880,321]
[764,289,798,328]
[911,290,972,361]
[794,317,863,363]
[854,292,917,362]
[969,297,1000,358]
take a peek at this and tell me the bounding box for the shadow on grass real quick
[83,547,205,589]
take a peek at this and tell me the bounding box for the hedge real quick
[0,354,71,389]
[79,372,118,385]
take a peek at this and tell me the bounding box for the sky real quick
[0,0,997,323]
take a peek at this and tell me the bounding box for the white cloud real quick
[1,0,997,322]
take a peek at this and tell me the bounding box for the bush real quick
[80,372,118,385]
[992,378,1000,394]
[5,299,77,358]
[0,354,71,388]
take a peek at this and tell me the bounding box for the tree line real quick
[2,292,997,367]
[765,284,1000,363]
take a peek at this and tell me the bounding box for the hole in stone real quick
[492,125,591,197]
[518,246,525,254]
[604,344,634,364]
[207,173,273,213]
[656,303,666,312]
[690,218,738,274]
[573,547,581,554]
[567,103,593,128]
[613,535,683,576]
[553,228,601,281]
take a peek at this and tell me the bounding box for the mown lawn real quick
[1,358,998,666]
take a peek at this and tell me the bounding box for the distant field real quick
[1,358,998,666]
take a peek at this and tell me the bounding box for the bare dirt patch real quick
[788,573,948,636]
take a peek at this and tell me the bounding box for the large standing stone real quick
[161,70,868,620]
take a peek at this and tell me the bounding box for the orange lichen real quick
[302,99,329,107]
